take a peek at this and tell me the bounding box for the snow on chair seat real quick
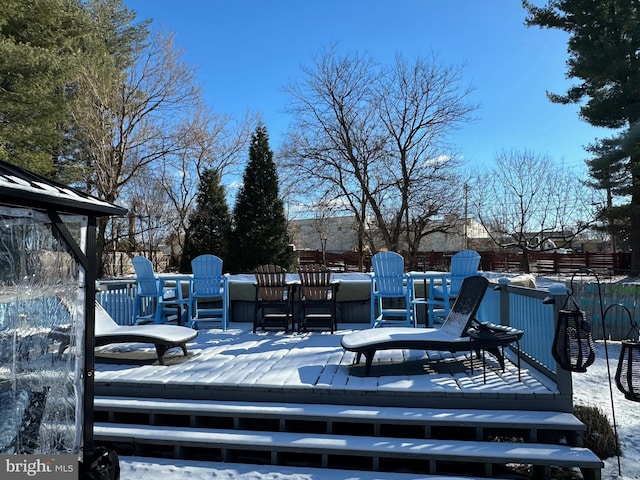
[95,302,198,365]
[342,275,524,376]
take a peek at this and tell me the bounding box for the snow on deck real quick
[94,323,558,408]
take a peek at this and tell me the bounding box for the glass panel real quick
[0,207,83,455]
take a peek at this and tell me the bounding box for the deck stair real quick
[93,396,603,479]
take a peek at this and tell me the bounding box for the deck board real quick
[94,323,562,410]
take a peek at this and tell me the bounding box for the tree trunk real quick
[631,153,640,273]
[631,200,640,273]
[522,249,531,274]
[96,217,108,278]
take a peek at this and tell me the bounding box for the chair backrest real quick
[440,275,488,337]
[298,263,333,301]
[371,251,406,296]
[132,256,159,296]
[191,254,224,296]
[254,264,289,301]
[449,250,481,296]
[95,301,119,334]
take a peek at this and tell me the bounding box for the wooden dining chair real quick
[297,263,340,333]
[253,265,295,333]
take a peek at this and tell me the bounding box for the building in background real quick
[288,215,491,254]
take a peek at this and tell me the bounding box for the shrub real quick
[574,404,621,459]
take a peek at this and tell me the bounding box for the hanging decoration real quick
[609,304,640,402]
[551,273,596,372]
[561,269,621,475]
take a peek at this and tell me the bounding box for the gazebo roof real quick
[0,160,126,217]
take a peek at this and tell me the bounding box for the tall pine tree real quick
[180,168,231,272]
[524,0,640,270]
[0,0,148,178]
[229,125,294,273]
[0,0,85,174]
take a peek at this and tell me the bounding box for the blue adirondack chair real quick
[189,254,229,330]
[432,249,481,306]
[132,256,186,325]
[370,251,414,328]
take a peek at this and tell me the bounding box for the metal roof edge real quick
[0,161,127,217]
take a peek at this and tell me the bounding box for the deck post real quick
[498,277,511,326]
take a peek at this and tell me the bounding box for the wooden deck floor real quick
[94,323,564,410]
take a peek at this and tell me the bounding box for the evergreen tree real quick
[524,0,640,270]
[0,0,149,178]
[180,168,231,272]
[584,135,631,251]
[229,125,294,273]
[0,0,86,174]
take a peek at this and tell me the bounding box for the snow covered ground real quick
[117,340,639,479]
[572,341,639,479]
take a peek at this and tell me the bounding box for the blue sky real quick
[123,0,608,174]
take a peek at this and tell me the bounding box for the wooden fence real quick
[480,251,632,276]
[296,250,371,272]
[296,249,632,276]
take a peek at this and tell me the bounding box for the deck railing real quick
[95,275,574,402]
[476,279,572,401]
[478,280,561,376]
[96,279,137,326]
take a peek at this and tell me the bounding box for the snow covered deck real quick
[94,323,565,411]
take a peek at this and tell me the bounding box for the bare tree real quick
[72,30,219,274]
[282,48,383,271]
[154,105,254,268]
[373,54,475,266]
[127,174,174,267]
[282,47,475,269]
[471,150,600,272]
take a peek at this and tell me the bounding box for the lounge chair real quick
[95,302,198,365]
[341,275,523,376]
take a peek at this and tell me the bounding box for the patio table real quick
[469,322,523,383]
[407,271,450,327]
[156,273,192,325]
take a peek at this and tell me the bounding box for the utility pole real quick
[464,183,469,249]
